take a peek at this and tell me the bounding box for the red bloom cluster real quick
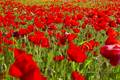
[9,48,47,80]
[1,0,120,79]
[28,31,50,48]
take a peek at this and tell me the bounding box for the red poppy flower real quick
[81,40,99,52]
[48,24,57,30]
[19,15,25,21]
[20,21,26,25]
[105,36,120,45]
[26,15,32,21]
[64,15,71,26]
[47,30,53,36]
[116,18,120,24]
[81,22,87,29]
[34,17,45,29]
[55,17,63,23]
[67,42,87,63]
[106,27,118,37]
[67,33,77,43]
[109,20,117,27]
[53,55,65,61]
[56,33,67,46]
[9,64,23,77]
[9,49,47,80]
[2,37,15,45]
[13,48,26,59]
[76,14,83,20]
[18,28,29,36]
[71,71,85,80]
[27,25,34,33]
[73,28,80,33]
[21,68,47,80]
[0,16,3,26]
[5,30,13,38]
[71,19,79,26]
[100,44,120,66]
[41,37,50,48]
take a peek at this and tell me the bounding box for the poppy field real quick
[0,0,120,80]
